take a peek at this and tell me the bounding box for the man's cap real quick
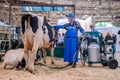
[66,13,75,18]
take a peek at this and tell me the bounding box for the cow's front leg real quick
[42,48,47,64]
[50,48,54,64]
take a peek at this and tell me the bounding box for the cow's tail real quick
[21,14,32,34]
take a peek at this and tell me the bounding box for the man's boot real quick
[68,62,73,65]
[72,62,76,68]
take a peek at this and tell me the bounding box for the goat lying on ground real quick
[3,49,26,69]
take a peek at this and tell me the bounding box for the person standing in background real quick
[104,32,112,44]
[57,34,62,46]
[112,33,117,53]
[61,33,65,46]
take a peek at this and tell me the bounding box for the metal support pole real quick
[8,0,12,49]
[8,26,11,49]
[72,5,75,17]
[99,0,101,6]
[9,0,11,25]
[51,0,53,3]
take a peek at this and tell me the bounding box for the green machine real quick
[79,31,118,69]
[47,46,64,58]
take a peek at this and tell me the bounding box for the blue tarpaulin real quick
[22,6,65,12]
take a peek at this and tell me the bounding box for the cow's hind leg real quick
[50,48,54,64]
[24,44,29,70]
[28,48,38,74]
[27,34,43,73]
[42,48,47,64]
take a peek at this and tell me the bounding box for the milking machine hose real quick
[39,51,78,69]
[39,63,70,69]
[37,48,78,69]
[44,36,88,68]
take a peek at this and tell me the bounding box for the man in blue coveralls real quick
[62,13,84,68]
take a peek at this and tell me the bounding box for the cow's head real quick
[42,17,55,42]
[43,17,51,27]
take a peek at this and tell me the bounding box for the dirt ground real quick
[0,57,120,80]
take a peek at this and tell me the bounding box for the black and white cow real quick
[21,13,55,73]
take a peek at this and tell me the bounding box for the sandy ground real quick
[0,57,120,80]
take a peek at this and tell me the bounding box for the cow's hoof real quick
[28,69,35,74]
[43,61,46,64]
[26,68,29,71]
[28,68,35,74]
[2,63,6,69]
[26,66,35,74]
[24,67,28,71]
[25,68,35,74]
[51,61,54,64]
[2,65,6,69]
[24,65,29,70]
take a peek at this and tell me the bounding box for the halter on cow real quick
[21,14,55,73]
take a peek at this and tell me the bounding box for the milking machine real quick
[102,39,118,69]
[79,31,118,69]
